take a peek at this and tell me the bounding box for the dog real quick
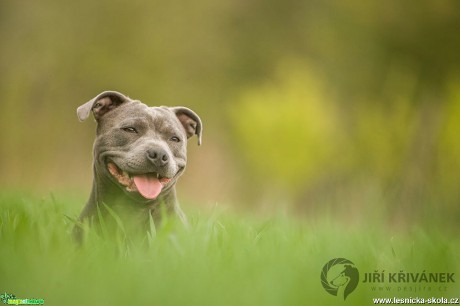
[73,91,202,241]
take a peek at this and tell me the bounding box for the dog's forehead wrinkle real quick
[149,106,169,119]
[108,102,148,121]
[147,107,181,134]
[119,116,148,126]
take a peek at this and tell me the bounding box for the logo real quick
[321,258,359,300]
[0,292,44,305]
[0,294,15,305]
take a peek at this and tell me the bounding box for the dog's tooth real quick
[156,173,160,179]
[122,170,129,178]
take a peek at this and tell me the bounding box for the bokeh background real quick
[1,0,460,228]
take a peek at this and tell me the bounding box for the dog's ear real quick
[171,107,203,145]
[77,91,130,122]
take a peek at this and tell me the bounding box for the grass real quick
[0,192,459,306]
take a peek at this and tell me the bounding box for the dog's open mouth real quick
[107,162,172,200]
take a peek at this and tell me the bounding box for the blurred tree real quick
[229,60,343,197]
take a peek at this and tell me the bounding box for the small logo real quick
[321,258,359,300]
[0,292,44,305]
[0,293,15,305]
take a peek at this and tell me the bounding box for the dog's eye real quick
[122,127,137,133]
[170,136,181,142]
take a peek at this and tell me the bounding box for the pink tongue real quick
[133,174,163,199]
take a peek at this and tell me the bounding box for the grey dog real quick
[73,91,202,240]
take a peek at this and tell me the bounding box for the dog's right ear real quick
[77,91,130,122]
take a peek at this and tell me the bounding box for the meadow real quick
[1,192,458,305]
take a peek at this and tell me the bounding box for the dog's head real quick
[77,91,202,201]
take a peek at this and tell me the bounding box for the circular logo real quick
[320,258,359,300]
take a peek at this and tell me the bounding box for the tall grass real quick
[1,193,459,305]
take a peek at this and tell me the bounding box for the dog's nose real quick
[147,148,169,167]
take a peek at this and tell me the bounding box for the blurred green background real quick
[1,0,460,227]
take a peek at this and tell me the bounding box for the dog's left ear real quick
[172,107,203,145]
[77,91,130,122]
